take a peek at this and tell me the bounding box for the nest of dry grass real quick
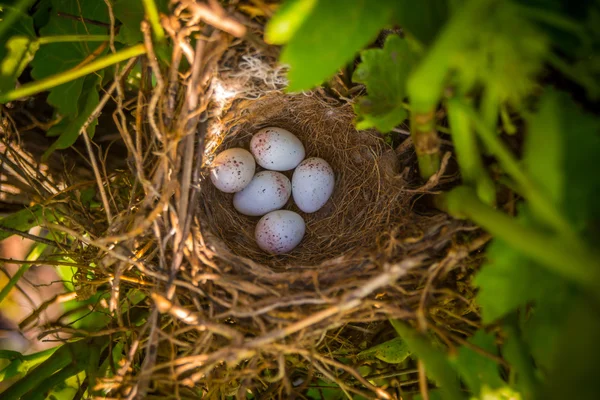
[202,92,409,268]
[0,5,491,399]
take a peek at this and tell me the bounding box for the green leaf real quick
[544,298,600,400]
[280,0,396,91]
[0,2,36,42]
[264,0,317,45]
[523,90,564,206]
[392,0,449,45]
[0,348,58,382]
[352,35,417,132]
[524,89,600,238]
[474,234,575,325]
[0,205,48,241]
[0,36,40,92]
[357,337,411,364]
[390,320,463,400]
[43,73,102,159]
[30,0,108,117]
[451,330,504,395]
[114,0,169,45]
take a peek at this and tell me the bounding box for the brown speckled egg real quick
[210,148,256,193]
[291,157,334,213]
[250,127,305,171]
[233,171,291,216]
[255,210,305,254]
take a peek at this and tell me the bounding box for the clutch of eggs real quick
[210,127,336,254]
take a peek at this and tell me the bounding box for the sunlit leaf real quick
[357,336,411,364]
[280,0,396,91]
[353,35,417,132]
[264,0,317,45]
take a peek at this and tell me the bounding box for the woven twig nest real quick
[201,92,409,269]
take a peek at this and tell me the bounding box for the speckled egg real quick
[233,171,292,216]
[250,127,305,171]
[255,210,305,254]
[292,157,335,213]
[210,148,256,193]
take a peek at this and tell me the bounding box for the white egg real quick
[210,148,256,193]
[255,210,305,254]
[233,171,292,216]
[292,157,335,213]
[250,127,305,171]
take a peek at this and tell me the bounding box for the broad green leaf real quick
[390,320,463,400]
[114,0,169,45]
[30,0,108,117]
[474,233,573,326]
[524,89,600,238]
[0,205,48,241]
[353,35,417,132]
[357,337,411,364]
[393,0,449,46]
[0,36,39,92]
[280,0,396,91]
[264,0,317,45]
[451,330,504,395]
[43,73,102,159]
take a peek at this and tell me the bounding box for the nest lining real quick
[200,92,411,268]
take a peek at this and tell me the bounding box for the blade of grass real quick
[0,44,146,103]
[0,344,73,400]
[0,242,47,306]
[0,347,58,381]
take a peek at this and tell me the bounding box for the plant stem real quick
[438,186,600,295]
[0,243,47,305]
[141,0,166,44]
[406,0,490,179]
[0,44,146,103]
[447,97,496,205]
[37,35,110,44]
[454,99,576,237]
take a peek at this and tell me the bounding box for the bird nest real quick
[201,92,409,269]
[0,13,488,400]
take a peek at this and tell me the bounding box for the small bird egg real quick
[210,148,255,193]
[233,171,291,216]
[255,210,305,254]
[250,127,305,171]
[292,157,335,213]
